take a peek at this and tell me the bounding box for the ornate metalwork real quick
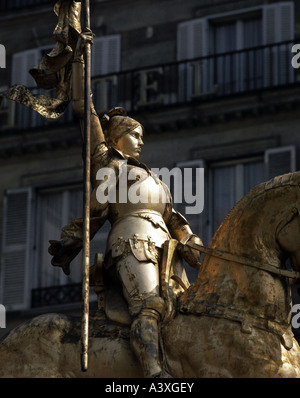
[31,283,82,308]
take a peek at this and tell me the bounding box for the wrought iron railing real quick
[2,40,296,131]
[31,283,82,308]
[96,40,295,113]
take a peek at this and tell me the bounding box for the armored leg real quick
[130,299,165,378]
[116,254,166,377]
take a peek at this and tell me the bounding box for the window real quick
[0,184,110,311]
[33,185,110,291]
[209,158,265,237]
[161,146,295,281]
[11,48,41,128]
[173,160,205,283]
[201,146,296,244]
[91,35,121,114]
[263,2,295,87]
[34,186,84,289]
[11,46,74,129]
[211,16,263,93]
[177,2,295,99]
[10,35,121,122]
[1,147,296,310]
[265,146,296,180]
[11,49,40,88]
[0,86,15,129]
[174,160,204,239]
[0,188,32,311]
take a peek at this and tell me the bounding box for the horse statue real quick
[1,172,300,378]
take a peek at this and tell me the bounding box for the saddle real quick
[89,253,132,326]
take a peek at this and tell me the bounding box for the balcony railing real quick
[31,283,82,308]
[2,40,296,131]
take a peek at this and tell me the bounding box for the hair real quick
[100,107,143,146]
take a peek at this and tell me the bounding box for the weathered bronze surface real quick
[1,173,300,377]
[81,0,92,373]
[0,1,81,118]
[1,1,300,378]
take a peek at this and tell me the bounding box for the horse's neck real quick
[193,230,291,325]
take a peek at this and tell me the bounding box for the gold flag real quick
[0,0,82,120]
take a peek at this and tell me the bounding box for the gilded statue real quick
[48,29,203,378]
[2,172,300,377]
[1,1,300,379]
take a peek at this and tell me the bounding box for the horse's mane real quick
[212,171,300,240]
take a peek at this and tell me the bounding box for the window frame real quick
[177,2,295,98]
[205,145,296,243]
[0,187,33,311]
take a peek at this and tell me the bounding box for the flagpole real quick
[81,0,91,372]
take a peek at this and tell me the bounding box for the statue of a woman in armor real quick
[48,30,203,378]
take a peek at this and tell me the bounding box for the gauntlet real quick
[48,236,82,275]
[167,209,203,269]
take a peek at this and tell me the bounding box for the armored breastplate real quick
[107,163,172,253]
[110,163,170,221]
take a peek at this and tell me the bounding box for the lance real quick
[81,0,91,372]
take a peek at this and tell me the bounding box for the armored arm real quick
[72,30,105,149]
[49,32,114,274]
[167,209,203,269]
[48,213,108,275]
[48,188,109,275]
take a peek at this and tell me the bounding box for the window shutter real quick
[177,22,189,102]
[192,19,208,59]
[12,49,40,86]
[174,160,205,237]
[279,2,294,42]
[106,35,121,75]
[0,44,5,68]
[0,188,33,311]
[263,2,294,44]
[11,49,40,128]
[92,35,121,77]
[91,35,121,112]
[263,4,277,45]
[0,86,15,128]
[265,146,296,180]
[92,38,104,77]
[278,2,295,85]
[263,2,294,87]
[173,159,205,282]
[177,18,208,61]
[177,23,190,61]
[177,19,209,100]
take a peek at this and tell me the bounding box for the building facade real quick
[1,0,300,340]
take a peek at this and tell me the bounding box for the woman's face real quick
[114,125,144,159]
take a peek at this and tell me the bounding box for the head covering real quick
[100,107,142,146]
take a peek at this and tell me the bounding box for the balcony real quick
[1,40,297,131]
[31,283,82,308]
